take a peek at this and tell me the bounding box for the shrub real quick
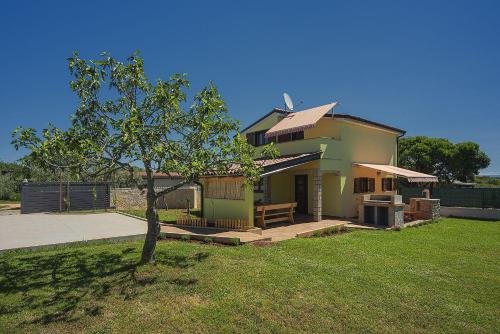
[180,234,191,241]
[203,237,213,244]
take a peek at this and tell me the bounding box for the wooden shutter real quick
[382,178,393,191]
[278,133,291,143]
[368,178,375,192]
[246,132,255,146]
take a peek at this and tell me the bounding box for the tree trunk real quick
[140,171,159,264]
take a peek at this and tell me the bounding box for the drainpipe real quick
[396,132,405,167]
[194,180,204,218]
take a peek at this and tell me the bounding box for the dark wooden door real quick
[294,175,308,214]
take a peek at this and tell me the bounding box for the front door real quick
[294,175,308,214]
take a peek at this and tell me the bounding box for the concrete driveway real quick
[0,212,147,251]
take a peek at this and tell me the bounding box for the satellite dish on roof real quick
[283,92,294,111]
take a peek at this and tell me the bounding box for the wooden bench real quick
[255,202,297,229]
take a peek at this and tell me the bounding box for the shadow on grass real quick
[0,247,209,326]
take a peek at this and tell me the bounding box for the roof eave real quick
[240,109,289,133]
[332,114,406,134]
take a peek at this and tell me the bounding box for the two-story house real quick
[200,102,436,226]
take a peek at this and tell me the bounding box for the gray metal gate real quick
[21,182,110,214]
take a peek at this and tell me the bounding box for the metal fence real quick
[21,182,110,214]
[399,187,500,209]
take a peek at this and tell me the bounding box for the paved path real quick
[261,219,347,241]
[0,212,147,251]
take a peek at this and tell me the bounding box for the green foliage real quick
[0,161,25,200]
[452,142,490,182]
[399,136,490,182]
[474,176,500,188]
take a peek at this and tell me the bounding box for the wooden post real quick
[260,207,265,228]
[289,206,294,224]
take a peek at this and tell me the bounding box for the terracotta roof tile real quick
[202,152,322,177]
[141,172,183,179]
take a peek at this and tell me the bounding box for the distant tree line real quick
[0,160,144,201]
[398,136,490,183]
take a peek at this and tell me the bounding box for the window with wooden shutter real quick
[278,133,291,143]
[254,130,267,146]
[354,177,375,193]
[368,178,375,192]
[291,131,304,140]
[382,178,394,191]
[246,132,255,146]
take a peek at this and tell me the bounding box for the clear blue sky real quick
[1,0,498,174]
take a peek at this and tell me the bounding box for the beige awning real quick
[354,163,438,183]
[265,102,337,138]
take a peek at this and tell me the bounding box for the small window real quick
[277,131,304,143]
[246,130,270,147]
[254,130,267,146]
[278,133,291,143]
[254,179,264,193]
[382,178,394,191]
[291,131,304,140]
[354,177,375,193]
[246,132,255,146]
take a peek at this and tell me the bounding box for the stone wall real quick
[112,188,146,210]
[112,187,200,210]
[410,198,440,220]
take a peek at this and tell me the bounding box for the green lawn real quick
[121,208,201,223]
[0,218,498,333]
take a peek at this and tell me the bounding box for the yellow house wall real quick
[304,118,341,140]
[202,180,254,226]
[245,113,402,218]
[322,173,342,216]
[306,120,399,217]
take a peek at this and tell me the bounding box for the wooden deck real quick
[160,215,350,244]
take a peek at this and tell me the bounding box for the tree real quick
[451,142,490,182]
[0,161,25,201]
[399,136,490,183]
[398,136,456,182]
[12,51,276,264]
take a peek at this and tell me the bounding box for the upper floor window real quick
[255,130,267,146]
[277,131,304,143]
[246,129,304,146]
[354,177,375,193]
[381,178,394,191]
